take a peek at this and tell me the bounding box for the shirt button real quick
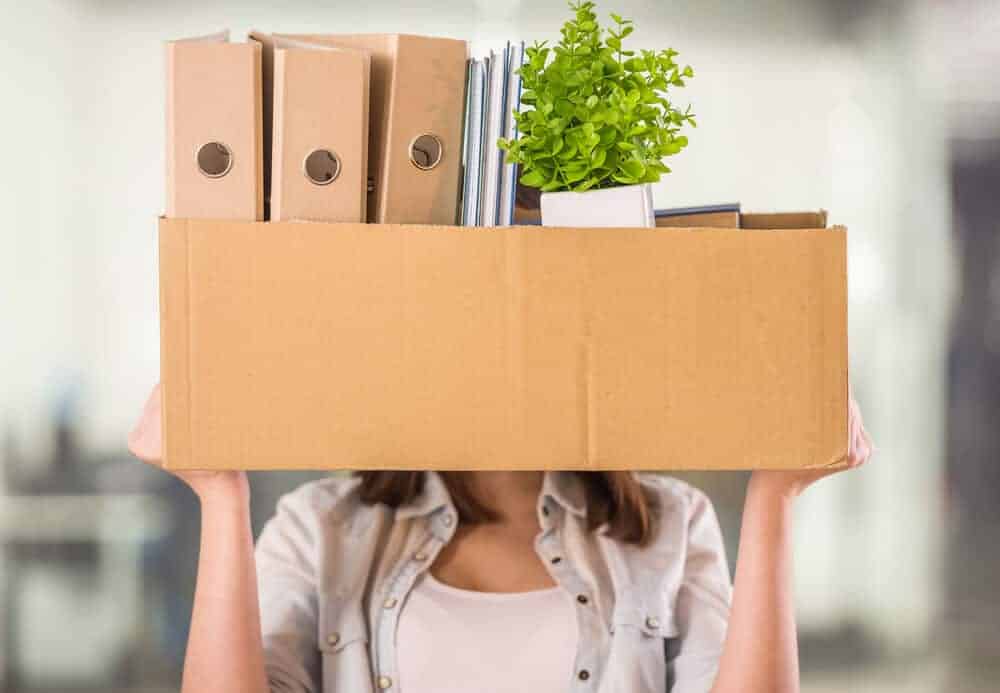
[414,551,428,561]
[578,669,590,681]
[326,632,340,646]
[383,597,398,609]
[542,505,550,516]
[646,616,660,629]
[442,514,454,527]
[576,594,589,604]
[377,675,393,689]
[551,556,562,564]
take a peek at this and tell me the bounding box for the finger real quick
[859,426,873,465]
[128,388,163,465]
[127,423,160,464]
[848,405,862,466]
[848,425,872,468]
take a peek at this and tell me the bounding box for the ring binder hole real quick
[303,149,342,186]
[196,141,233,178]
[409,134,443,171]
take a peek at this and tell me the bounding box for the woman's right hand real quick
[128,383,249,503]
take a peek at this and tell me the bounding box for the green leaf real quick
[585,94,599,108]
[558,142,578,160]
[520,168,547,188]
[619,158,645,179]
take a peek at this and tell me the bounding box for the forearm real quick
[711,479,799,693]
[182,489,270,693]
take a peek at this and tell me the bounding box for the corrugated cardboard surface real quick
[159,218,848,471]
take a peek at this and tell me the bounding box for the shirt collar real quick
[395,471,588,520]
[395,471,454,520]
[540,470,587,517]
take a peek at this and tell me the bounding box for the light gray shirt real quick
[255,471,732,693]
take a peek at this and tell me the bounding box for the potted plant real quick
[499,1,696,227]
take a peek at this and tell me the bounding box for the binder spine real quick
[270,50,288,219]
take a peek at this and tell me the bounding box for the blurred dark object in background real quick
[944,135,1000,684]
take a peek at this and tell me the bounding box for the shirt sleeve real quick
[255,489,323,693]
[671,487,733,693]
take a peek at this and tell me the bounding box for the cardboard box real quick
[158,218,848,471]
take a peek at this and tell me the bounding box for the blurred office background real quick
[0,0,997,690]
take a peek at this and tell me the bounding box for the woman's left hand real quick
[749,384,874,500]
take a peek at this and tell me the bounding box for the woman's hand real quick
[712,385,873,693]
[131,385,269,693]
[127,383,249,503]
[749,384,873,501]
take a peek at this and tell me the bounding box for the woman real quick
[129,384,872,693]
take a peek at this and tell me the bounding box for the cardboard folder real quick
[269,39,369,222]
[273,33,468,225]
[165,32,263,220]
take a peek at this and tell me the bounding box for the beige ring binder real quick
[165,33,263,220]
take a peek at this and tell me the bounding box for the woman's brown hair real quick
[355,471,657,546]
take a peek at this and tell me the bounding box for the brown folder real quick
[740,210,828,229]
[165,32,263,220]
[273,33,467,225]
[269,39,369,222]
[655,211,740,228]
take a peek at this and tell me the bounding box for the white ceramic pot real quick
[539,183,654,228]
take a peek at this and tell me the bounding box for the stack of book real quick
[460,42,524,227]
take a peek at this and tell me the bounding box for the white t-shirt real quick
[397,570,580,693]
